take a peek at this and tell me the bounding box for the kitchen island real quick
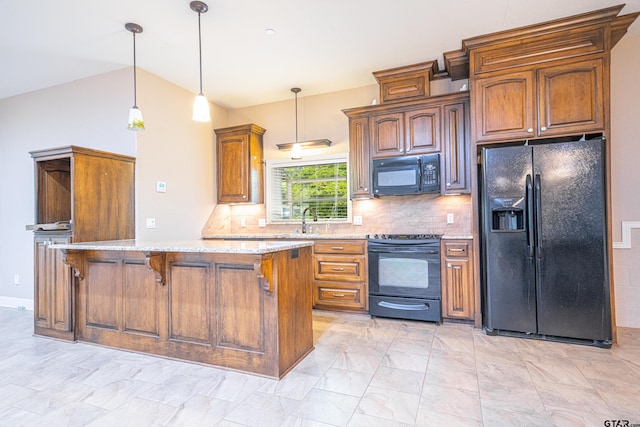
[50,239,314,379]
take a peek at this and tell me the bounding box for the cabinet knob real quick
[363,187,368,191]
[527,128,534,133]
[243,195,247,198]
[447,263,452,268]
[446,183,451,187]
[540,126,547,131]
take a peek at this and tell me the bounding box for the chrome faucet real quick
[301,207,318,234]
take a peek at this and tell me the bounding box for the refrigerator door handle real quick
[526,174,534,258]
[534,174,542,258]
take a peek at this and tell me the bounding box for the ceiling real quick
[1,0,639,109]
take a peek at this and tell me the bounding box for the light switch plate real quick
[146,218,156,229]
[156,181,166,193]
[353,215,363,225]
[447,213,454,224]
[258,218,266,227]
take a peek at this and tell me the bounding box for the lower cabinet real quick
[441,239,475,321]
[312,240,368,312]
[33,232,75,340]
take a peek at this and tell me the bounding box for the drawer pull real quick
[332,293,345,297]
[331,246,344,250]
[449,248,465,252]
[331,267,345,271]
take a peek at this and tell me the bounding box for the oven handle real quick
[377,301,432,311]
[368,249,439,254]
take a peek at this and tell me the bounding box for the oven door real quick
[368,243,440,299]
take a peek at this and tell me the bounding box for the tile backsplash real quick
[201,194,472,237]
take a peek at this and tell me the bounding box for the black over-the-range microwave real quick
[372,154,440,196]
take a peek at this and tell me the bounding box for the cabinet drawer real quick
[314,283,366,311]
[314,240,366,255]
[314,256,365,282]
[444,242,469,257]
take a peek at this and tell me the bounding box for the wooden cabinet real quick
[371,107,440,158]
[312,240,368,312]
[348,116,372,199]
[473,59,604,143]
[33,233,73,340]
[215,123,266,204]
[66,246,314,379]
[29,146,136,340]
[441,240,474,321]
[442,100,470,194]
[343,92,470,198]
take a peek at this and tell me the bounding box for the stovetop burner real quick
[367,233,443,240]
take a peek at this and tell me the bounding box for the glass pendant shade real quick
[127,106,145,132]
[290,143,303,160]
[192,94,211,122]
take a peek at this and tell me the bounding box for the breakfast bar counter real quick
[50,239,315,379]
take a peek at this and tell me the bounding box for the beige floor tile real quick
[369,366,425,395]
[293,389,361,426]
[314,368,373,397]
[356,386,420,425]
[420,383,482,420]
[2,307,640,426]
[533,381,612,415]
[525,356,592,388]
[380,349,429,372]
[481,406,553,427]
[479,380,546,416]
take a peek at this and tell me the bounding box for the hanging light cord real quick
[132,30,138,108]
[197,10,204,96]
[294,91,298,142]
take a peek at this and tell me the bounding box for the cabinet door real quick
[348,117,372,199]
[443,102,469,194]
[404,107,440,155]
[371,112,404,158]
[441,241,474,320]
[218,134,249,203]
[538,58,605,137]
[473,71,536,142]
[34,234,73,337]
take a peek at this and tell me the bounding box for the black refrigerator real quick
[481,137,612,347]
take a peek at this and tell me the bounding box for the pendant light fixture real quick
[190,1,211,122]
[290,87,303,160]
[276,87,332,159]
[125,23,144,131]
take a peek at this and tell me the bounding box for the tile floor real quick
[0,307,639,426]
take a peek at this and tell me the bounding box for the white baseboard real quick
[614,221,640,249]
[0,297,34,311]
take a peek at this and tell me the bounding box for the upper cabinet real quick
[370,107,441,158]
[344,92,470,198]
[215,124,266,204]
[472,59,604,142]
[463,5,637,144]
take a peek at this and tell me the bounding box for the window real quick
[267,155,350,223]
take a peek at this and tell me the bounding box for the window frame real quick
[265,153,352,225]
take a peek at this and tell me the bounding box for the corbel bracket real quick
[144,252,166,285]
[60,249,85,280]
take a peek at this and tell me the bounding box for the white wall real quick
[0,68,222,307]
[611,34,640,328]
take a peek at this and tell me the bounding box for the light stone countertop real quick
[50,239,314,255]
[201,233,367,240]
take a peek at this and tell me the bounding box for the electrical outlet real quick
[156,181,167,193]
[240,218,247,228]
[447,213,454,224]
[258,218,266,227]
[13,274,19,286]
[146,218,156,229]
[353,215,363,226]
